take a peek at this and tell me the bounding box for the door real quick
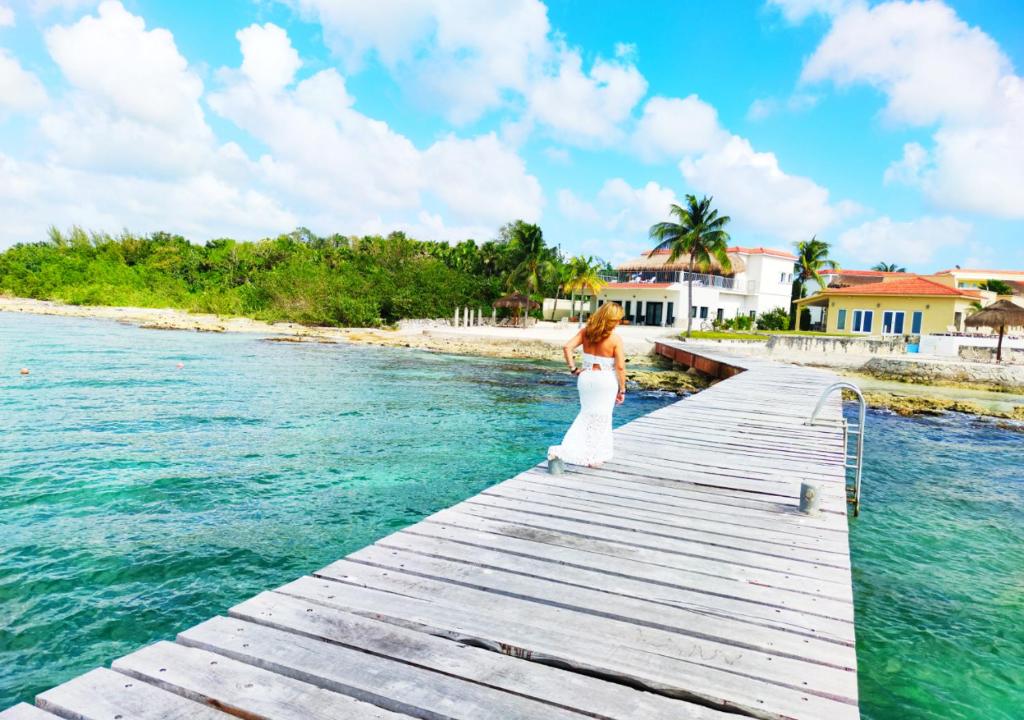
[645,301,663,326]
[882,311,905,335]
[911,311,923,334]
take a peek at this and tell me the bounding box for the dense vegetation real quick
[0,222,607,327]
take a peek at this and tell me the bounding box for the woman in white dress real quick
[548,302,627,468]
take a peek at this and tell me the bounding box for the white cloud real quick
[883,141,929,185]
[41,1,213,177]
[766,0,853,24]
[837,215,971,265]
[0,6,543,246]
[542,146,570,164]
[423,133,542,224]
[0,48,48,112]
[680,135,859,241]
[746,92,820,121]
[288,0,550,123]
[557,189,600,223]
[526,45,647,147]
[557,179,678,238]
[0,4,14,26]
[800,0,1024,218]
[209,22,542,237]
[632,95,726,160]
[237,23,302,92]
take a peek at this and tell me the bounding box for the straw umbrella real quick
[493,293,540,328]
[965,299,1024,362]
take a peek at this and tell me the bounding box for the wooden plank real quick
[35,667,229,720]
[314,559,859,694]
[422,508,855,603]
[0,705,60,720]
[377,527,856,640]
[111,641,412,719]
[228,591,735,720]
[178,616,593,720]
[404,518,856,621]
[275,577,859,720]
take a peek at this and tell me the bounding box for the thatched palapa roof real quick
[965,299,1024,329]
[616,248,745,276]
[492,293,540,309]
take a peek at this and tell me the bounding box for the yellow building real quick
[795,275,988,336]
[932,268,1024,295]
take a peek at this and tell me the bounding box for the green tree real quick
[505,223,556,325]
[563,256,608,318]
[649,195,732,337]
[871,262,906,272]
[978,279,1013,295]
[789,236,840,330]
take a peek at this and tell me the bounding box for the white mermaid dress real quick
[548,353,618,467]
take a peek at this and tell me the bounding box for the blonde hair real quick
[584,302,624,344]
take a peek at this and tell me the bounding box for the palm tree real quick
[563,256,608,319]
[978,279,1013,295]
[649,195,732,337]
[548,263,572,321]
[506,223,555,326]
[872,261,906,272]
[790,236,840,330]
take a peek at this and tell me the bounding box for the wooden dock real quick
[3,342,859,720]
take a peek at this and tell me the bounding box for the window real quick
[852,309,874,334]
[624,301,631,317]
[699,306,709,319]
[667,302,674,324]
[691,305,698,318]
[749,310,756,320]
[598,300,604,307]
[780,272,787,283]
[716,308,724,322]
[837,308,847,330]
[911,311,923,334]
[882,311,905,335]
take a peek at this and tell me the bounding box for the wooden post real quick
[548,457,564,475]
[997,324,1005,362]
[799,482,821,515]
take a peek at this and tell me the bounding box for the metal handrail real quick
[806,381,866,516]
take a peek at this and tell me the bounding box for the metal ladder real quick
[805,382,866,516]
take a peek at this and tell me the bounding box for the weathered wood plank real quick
[276,577,859,720]
[178,616,595,720]
[0,705,60,720]
[228,591,735,720]
[35,667,229,720]
[111,642,412,719]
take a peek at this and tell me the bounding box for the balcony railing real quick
[608,270,740,289]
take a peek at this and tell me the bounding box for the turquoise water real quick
[852,409,1024,719]
[0,312,675,709]
[1,314,1022,718]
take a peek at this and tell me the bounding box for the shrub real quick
[756,307,789,331]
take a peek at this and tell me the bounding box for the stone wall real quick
[764,335,906,365]
[957,345,1024,365]
[863,357,1024,391]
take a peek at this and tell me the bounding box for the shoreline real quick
[5,296,1024,423]
[0,296,705,395]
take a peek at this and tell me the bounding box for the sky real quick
[0,0,1021,272]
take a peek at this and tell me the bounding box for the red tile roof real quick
[823,275,982,298]
[831,269,912,277]
[727,246,798,260]
[603,282,673,289]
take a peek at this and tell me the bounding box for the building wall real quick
[820,295,978,335]
[741,254,794,315]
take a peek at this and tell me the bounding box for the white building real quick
[594,246,796,328]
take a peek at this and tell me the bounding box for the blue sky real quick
[0,0,1021,272]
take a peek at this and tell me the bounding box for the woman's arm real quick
[563,329,584,374]
[613,337,627,404]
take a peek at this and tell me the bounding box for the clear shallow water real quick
[1,314,1021,718]
[851,408,1024,719]
[0,312,676,709]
